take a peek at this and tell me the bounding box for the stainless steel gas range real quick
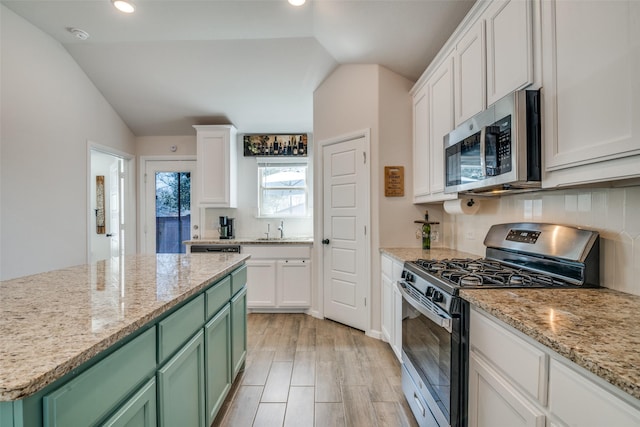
[397,222,600,427]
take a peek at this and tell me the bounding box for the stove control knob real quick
[401,270,407,279]
[406,272,414,282]
[425,287,435,298]
[432,290,444,303]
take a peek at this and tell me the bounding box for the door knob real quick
[322,239,330,245]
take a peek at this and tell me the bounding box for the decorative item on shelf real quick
[243,134,308,157]
[384,166,404,197]
[414,210,439,250]
[96,175,105,234]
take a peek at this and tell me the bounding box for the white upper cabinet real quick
[485,0,534,106]
[429,55,457,199]
[412,55,458,203]
[454,20,486,126]
[541,0,640,188]
[412,84,431,201]
[194,125,237,208]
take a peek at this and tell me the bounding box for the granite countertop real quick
[380,247,479,264]
[0,253,249,401]
[461,288,640,401]
[184,237,314,245]
[382,246,640,401]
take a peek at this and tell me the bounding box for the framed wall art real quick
[243,134,308,157]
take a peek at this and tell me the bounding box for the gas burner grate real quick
[410,258,573,288]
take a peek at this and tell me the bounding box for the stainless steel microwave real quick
[444,90,541,194]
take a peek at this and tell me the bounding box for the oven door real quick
[398,281,467,427]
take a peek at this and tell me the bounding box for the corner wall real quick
[0,6,136,279]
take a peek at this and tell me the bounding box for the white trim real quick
[87,141,135,263]
[316,128,372,335]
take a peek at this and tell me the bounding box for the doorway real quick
[320,131,371,332]
[141,159,199,254]
[88,146,134,263]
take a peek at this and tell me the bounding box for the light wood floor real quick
[213,313,418,427]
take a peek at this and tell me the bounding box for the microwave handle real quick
[479,126,487,179]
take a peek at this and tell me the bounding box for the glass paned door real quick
[155,172,191,253]
[144,160,198,254]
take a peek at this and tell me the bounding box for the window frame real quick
[256,157,311,219]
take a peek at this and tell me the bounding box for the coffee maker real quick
[219,216,235,239]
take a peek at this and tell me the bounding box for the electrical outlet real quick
[465,231,475,240]
[432,231,439,243]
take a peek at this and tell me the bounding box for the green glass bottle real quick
[422,210,431,250]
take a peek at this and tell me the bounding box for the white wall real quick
[0,6,136,280]
[444,186,640,296]
[313,64,422,334]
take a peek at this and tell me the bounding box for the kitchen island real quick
[0,253,249,426]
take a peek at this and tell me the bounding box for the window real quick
[257,159,310,217]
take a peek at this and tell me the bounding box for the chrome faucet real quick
[264,223,270,240]
[277,220,284,239]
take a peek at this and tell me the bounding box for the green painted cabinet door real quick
[157,330,206,427]
[205,304,231,425]
[230,286,247,380]
[102,379,156,427]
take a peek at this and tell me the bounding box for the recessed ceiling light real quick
[288,0,305,6]
[112,0,135,13]
[67,27,90,40]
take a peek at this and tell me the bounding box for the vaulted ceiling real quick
[2,0,475,136]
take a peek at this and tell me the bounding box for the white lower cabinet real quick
[243,245,312,311]
[469,307,640,427]
[381,253,403,361]
[469,352,545,427]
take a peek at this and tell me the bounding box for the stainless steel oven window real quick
[402,304,452,420]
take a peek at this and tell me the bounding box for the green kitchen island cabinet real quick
[0,254,249,427]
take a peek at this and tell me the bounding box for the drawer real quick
[158,294,205,363]
[43,327,156,427]
[206,276,231,320]
[470,308,548,405]
[231,265,247,295]
[241,245,311,259]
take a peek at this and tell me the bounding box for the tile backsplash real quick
[441,185,640,296]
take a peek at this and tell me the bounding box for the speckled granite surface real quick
[185,237,313,245]
[380,247,479,264]
[461,288,640,400]
[0,253,249,401]
[382,247,640,401]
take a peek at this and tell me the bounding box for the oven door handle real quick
[396,281,452,333]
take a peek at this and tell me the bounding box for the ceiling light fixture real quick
[112,0,135,13]
[288,0,305,6]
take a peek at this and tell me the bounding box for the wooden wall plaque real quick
[384,166,404,197]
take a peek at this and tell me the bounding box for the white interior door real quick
[109,161,122,258]
[322,134,370,332]
[143,160,199,254]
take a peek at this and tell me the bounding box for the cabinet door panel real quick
[430,55,455,194]
[158,331,206,427]
[277,259,311,307]
[246,260,277,307]
[486,0,533,105]
[195,125,237,207]
[381,271,393,343]
[542,0,640,174]
[469,352,545,427]
[549,359,640,427]
[413,85,431,200]
[231,287,247,380]
[455,20,486,125]
[205,304,231,425]
[102,379,157,427]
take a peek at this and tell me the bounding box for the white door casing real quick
[321,131,370,332]
[140,158,199,254]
